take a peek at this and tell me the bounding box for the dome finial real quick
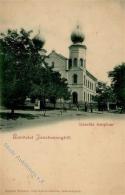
[38,24,41,35]
[76,25,79,29]
[33,25,45,48]
[71,25,85,44]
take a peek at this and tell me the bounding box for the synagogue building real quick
[43,26,97,104]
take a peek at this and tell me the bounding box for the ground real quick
[1,109,125,195]
[0,109,125,132]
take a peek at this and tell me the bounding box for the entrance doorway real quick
[72,92,78,104]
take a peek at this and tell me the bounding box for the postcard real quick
[0,0,125,195]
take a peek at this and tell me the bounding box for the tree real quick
[48,70,70,108]
[94,81,115,111]
[108,63,125,112]
[30,62,70,109]
[0,28,70,115]
[0,29,44,114]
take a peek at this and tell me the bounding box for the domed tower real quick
[67,25,87,104]
[33,30,47,57]
[69,25,87,69]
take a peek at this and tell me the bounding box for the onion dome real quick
[71,25,85,44]
[33,31,45,49]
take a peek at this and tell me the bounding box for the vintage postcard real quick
[0,0,125,195]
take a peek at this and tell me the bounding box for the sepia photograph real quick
[0,0,125,195]
[0,0,125,131]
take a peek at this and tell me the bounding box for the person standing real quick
[85,102,88,112]
[90,103,93,113]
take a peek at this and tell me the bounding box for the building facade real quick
[45,26,97,104]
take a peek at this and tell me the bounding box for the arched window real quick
[90,94,92,102]
[74,58,77,67]
[84,75,86,85]
[80,58,83,66]
[68,59,72,68]
[95,83,96,91]
[86,79,87,87]
[52,61,55,67]
[73,74,78,84]
[84,92,86,101]
[86,93,88,101]
[90,82,91,89]
[72,92,78,104]
[88,93,90,102]
[88,80,89,88]
[92,83,93,90]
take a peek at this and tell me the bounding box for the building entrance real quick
[72,92,78,104]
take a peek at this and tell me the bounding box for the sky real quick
[0,0,125,82]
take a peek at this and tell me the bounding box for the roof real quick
[48,50,97,81]
[86,70,97,81]
[69,44,87,49]
[49,50,68,60]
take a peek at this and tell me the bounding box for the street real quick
[0,109,125,131]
